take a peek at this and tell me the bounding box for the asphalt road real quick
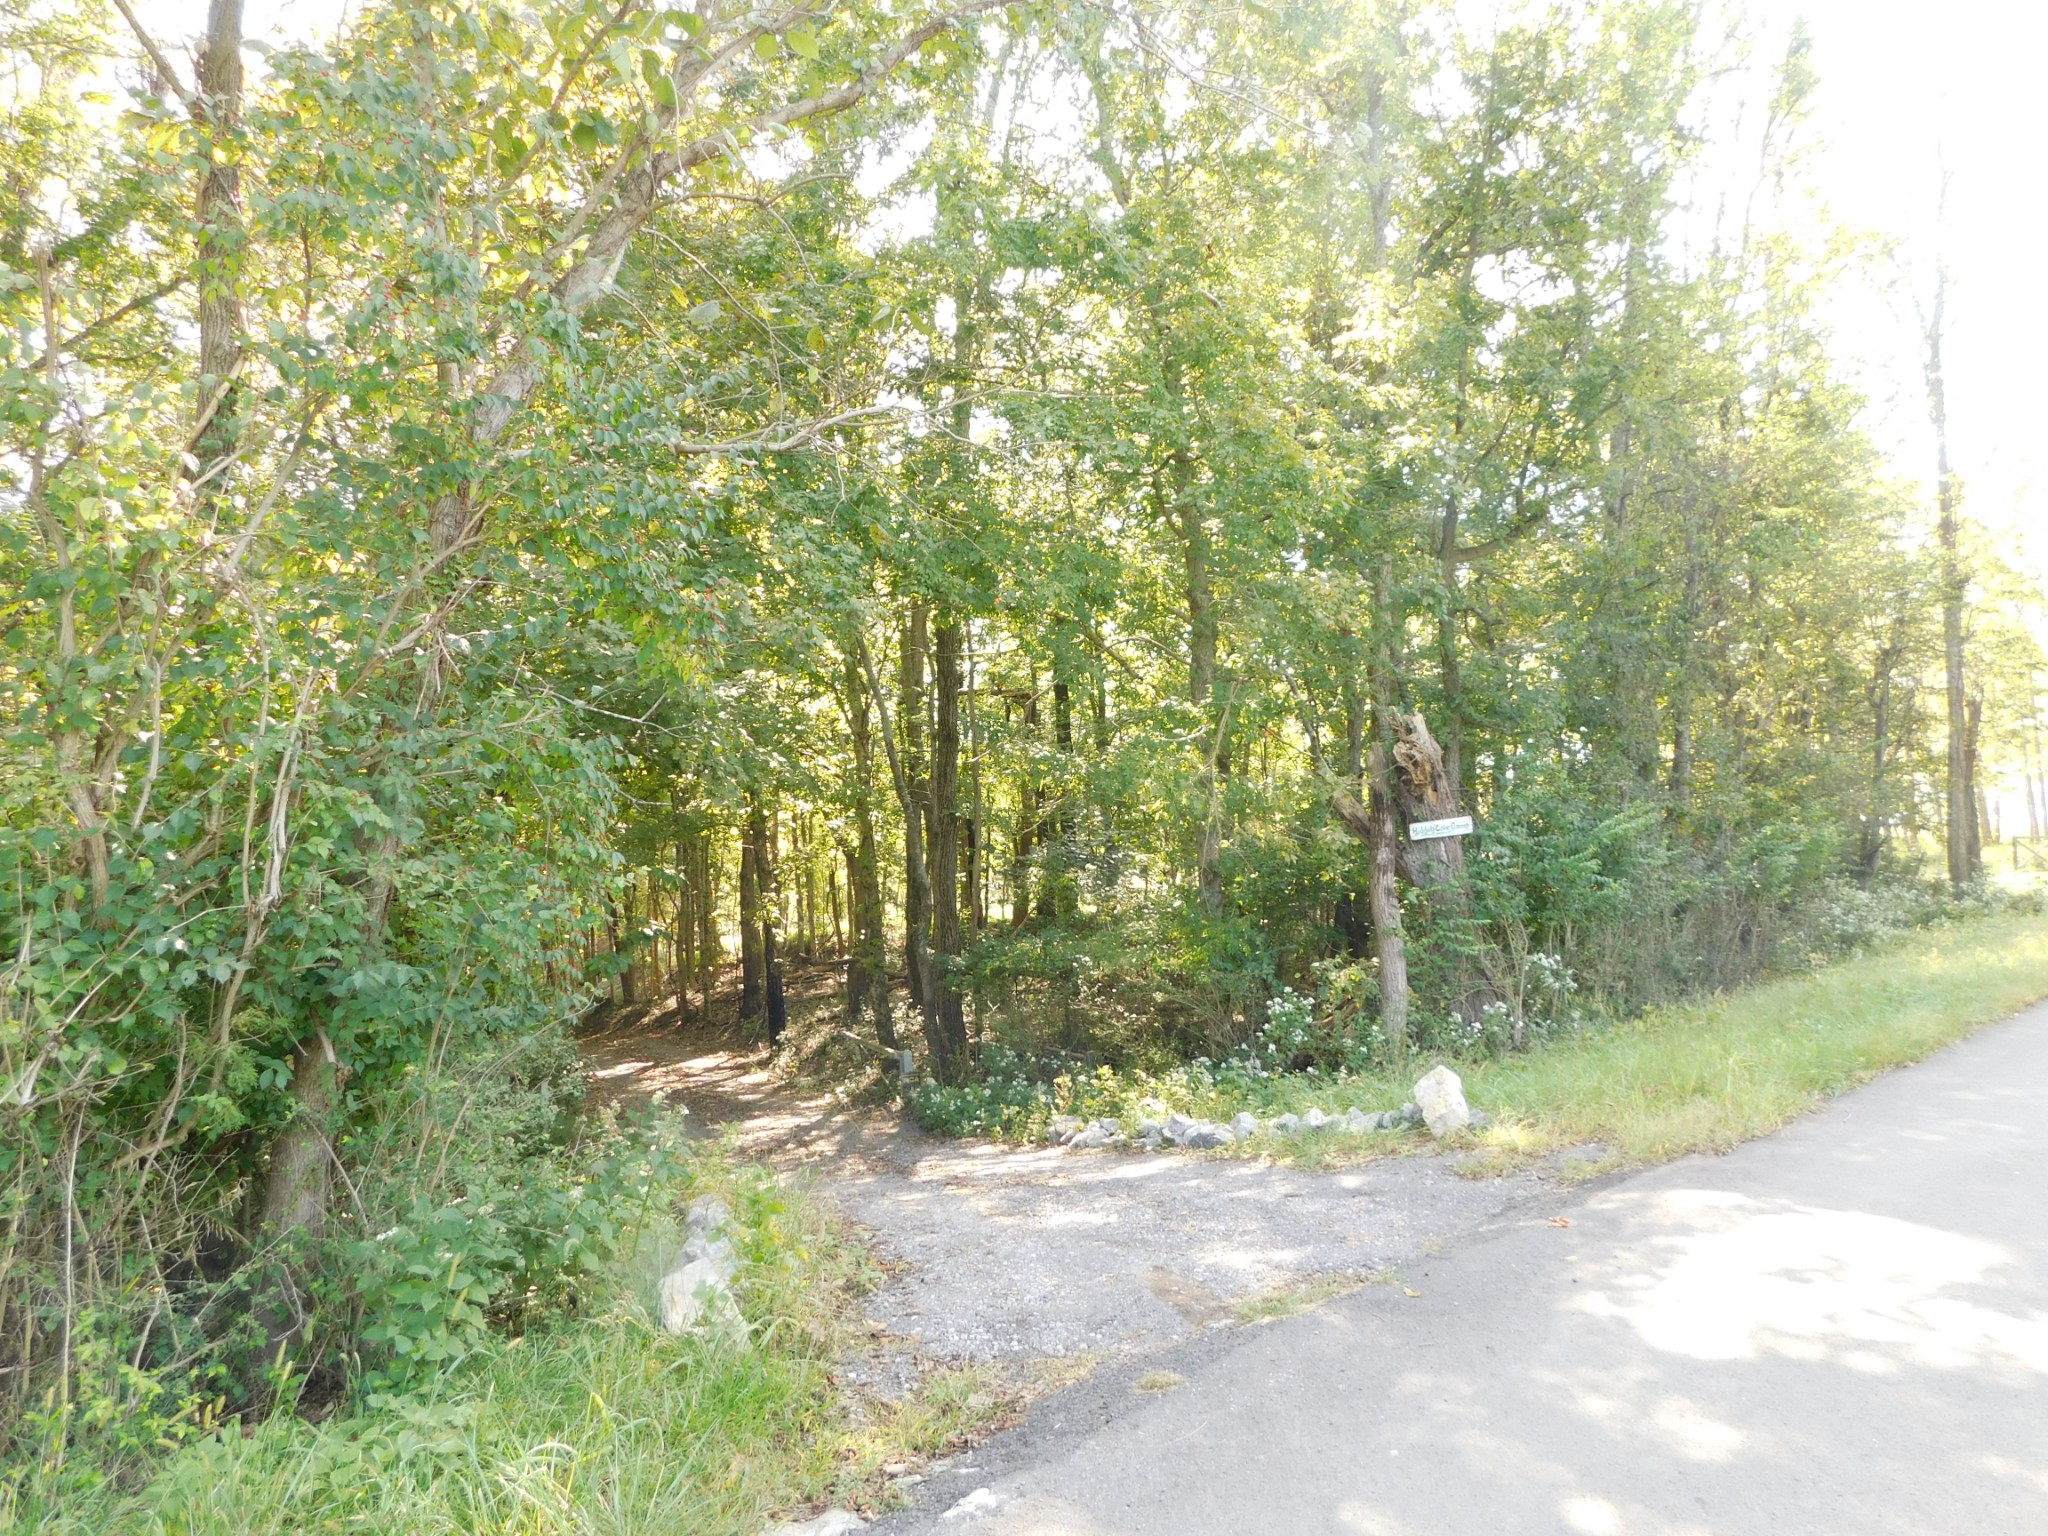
[888,1001,2048,1535]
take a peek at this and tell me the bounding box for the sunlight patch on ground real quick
[1981,1455,2048,1496]
[1577,1190,2048,1375]
[1648,1397,1746,1463]
[1559,1495,1622,1534]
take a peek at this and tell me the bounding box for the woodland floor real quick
[579,976,1572,1395]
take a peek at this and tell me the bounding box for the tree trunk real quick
[930,620,968,1066]
[829,856,844,953]
[696,833,716,1016]
[1389,711,1470,893]
[1862,670,1892,881]
[844,654,893,1048]
[1179,467,1228,915]
[758,804,786,1045]
[1328,561,1413,1047]
[900,599,930,1008]
[739,813,764,1026]
[966,629,985,933]
[1435,498,1467,804]
[1966,694,1987,868]
[1047,671,1077,919]
[1927,261,1977,892]
[675,842,693,1022]
[621,878,643,1005]
[259,1032,335,1240]
[191,0,245,500]
[1366,745,1409,1051]
[1012,679,1035,925]
[851,630,945,1073]
[1158,344,1228,913]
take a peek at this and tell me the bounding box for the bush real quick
[4,1153,984,1536]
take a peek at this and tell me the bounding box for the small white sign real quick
[1408,815,1474,841]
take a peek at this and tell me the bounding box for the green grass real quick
[7,1163,1015,1536]
[1229,1271,1377,1327]
[996,906,2048,1175]
[1454,903,2048,1170]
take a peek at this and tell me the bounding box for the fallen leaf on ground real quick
[1547,1216,1573,1227]
[1402,1287,1422,1298]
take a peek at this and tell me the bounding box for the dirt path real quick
[582,1013,1550,1375]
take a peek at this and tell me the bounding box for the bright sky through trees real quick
[131,0,2044,586]
[1788,0,2046,587]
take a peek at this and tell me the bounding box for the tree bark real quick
[1389,711,1469,894]
[191,0,245,499]
[1014,677,1037,925]
[900,598,930,1008]
[1434,497,1468,803]
[1926,260,1978,891]
[259,1032,335,1240]
[930,620,968,1065]
[968,632,985,933]
[1966,693,1987,869]
[844,654,893,1047]
[696,833,716,1016]
[757,803,786,1045]
[739,812,764,1026]
[850,630,946,1074]
[1366,745,1409,1051]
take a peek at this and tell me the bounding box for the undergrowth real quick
[912,903,2048,1174]
[4,1149,1012,1536]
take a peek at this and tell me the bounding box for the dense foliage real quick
[3,0,2043,1475]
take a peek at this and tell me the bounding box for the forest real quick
[4,0,2046,1515]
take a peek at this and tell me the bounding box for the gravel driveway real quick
[584,1017,1555,1373]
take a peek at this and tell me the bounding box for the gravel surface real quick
[583,1018,1547,1365]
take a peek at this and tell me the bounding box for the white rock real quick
[685,1195,733,1235]
[1231,1112,1260,1138]
[681,1232,738,1284]
[1272,1112,1301,1134]
[663,1195,747,1336]
[1413,1065,1471,1137]
[1069,1123,1120,1149]
[1183,1121,1235,1149]
[658,1256,745,1335]
[1304,1107,1330,1130]
[766,1510,866,1536]
[1344,1107,1371,1133]
[1162,1112,1198,1144]
[1046,1115,1085,1144]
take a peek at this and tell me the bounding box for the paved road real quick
[888,1003,2048,1535]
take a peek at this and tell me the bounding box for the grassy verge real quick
[1456,902,2048,1170]
[935,905,2048,1176]
[8,1158,1014,1536]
